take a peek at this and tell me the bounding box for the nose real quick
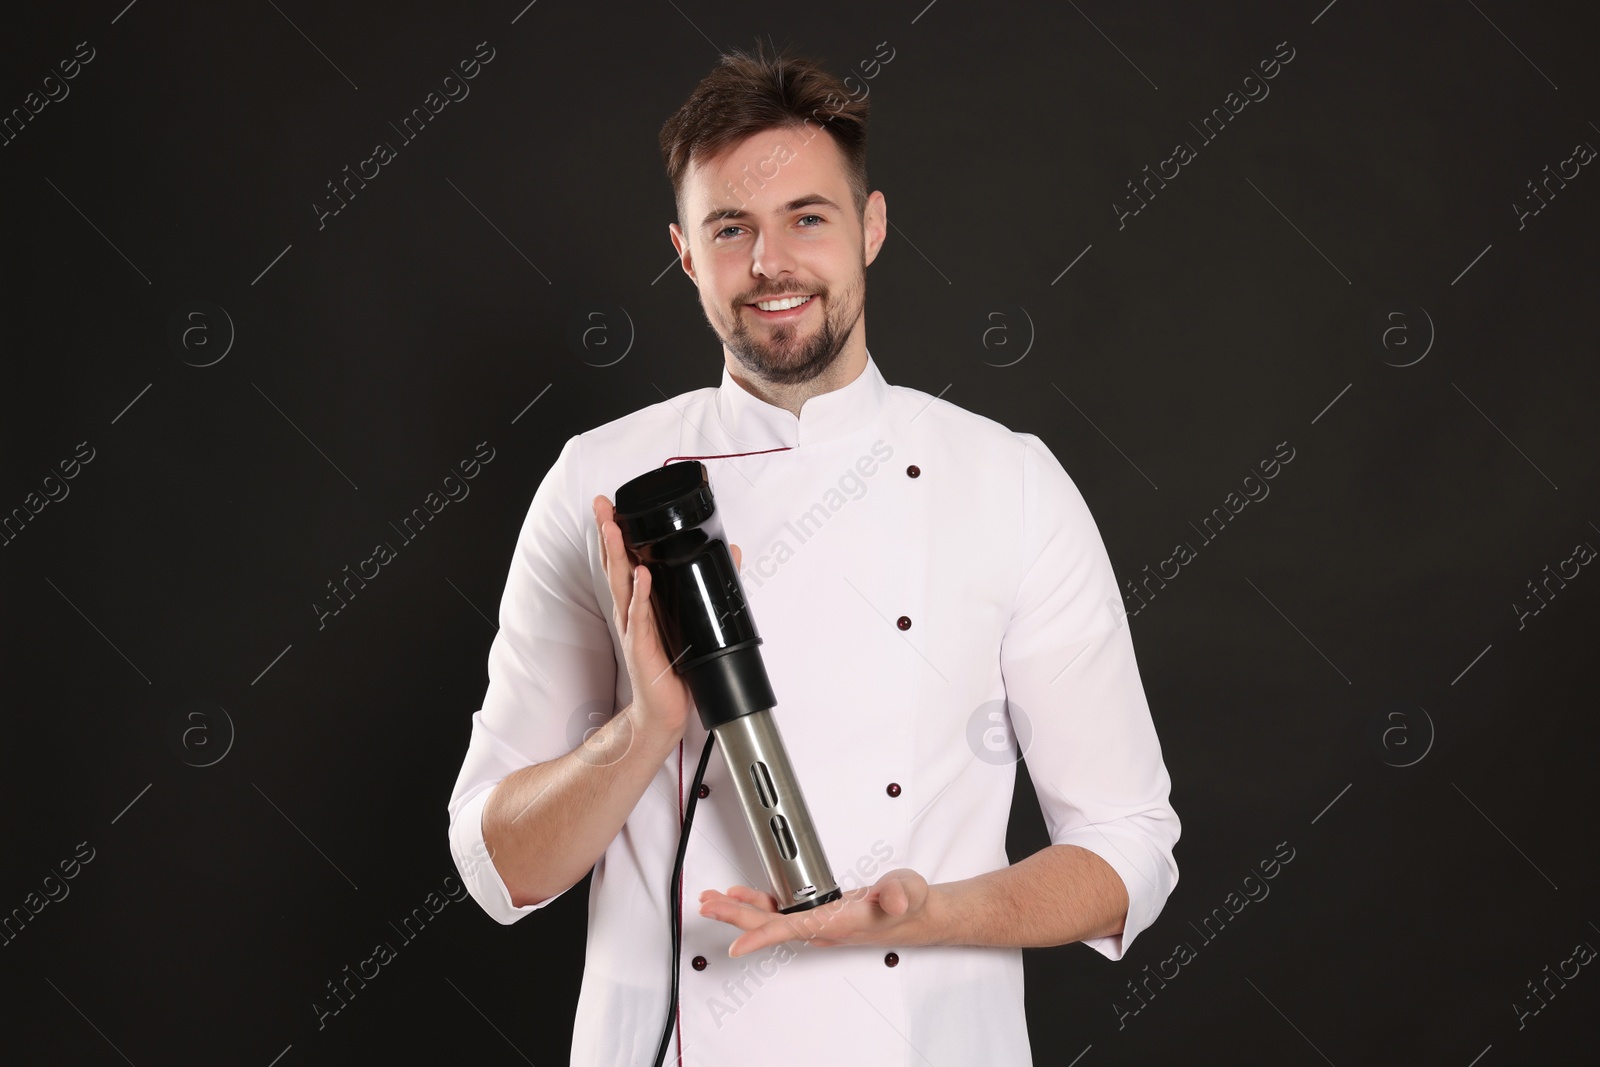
[749,226,799,283]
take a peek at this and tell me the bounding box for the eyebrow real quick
[700,194,843,231]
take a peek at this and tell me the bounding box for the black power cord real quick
[652,730,718,1067]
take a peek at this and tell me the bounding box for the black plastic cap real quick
[613,461,716,548]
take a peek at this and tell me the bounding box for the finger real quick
[730,928,842,958]
[629,561,653,642]
[699,894,779,932]
[724,884,778,912]
[592,496,609,572]
[730,542,742,570]
[728,916,822,958]
[879,878,908,916]
[838,885,875,908]
[729,930,772,958]
[598,519,635,634]
[593,496,612,576]
[696,889,734,912]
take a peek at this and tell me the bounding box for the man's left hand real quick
[698,868,938,958]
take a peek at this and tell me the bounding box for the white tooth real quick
[756,295,811,311]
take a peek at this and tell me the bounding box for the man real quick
[447,43,1180,1065]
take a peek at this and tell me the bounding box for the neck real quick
[724,334,869,418]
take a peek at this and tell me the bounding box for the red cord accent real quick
[661,445,792,466]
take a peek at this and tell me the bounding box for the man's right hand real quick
[591,495,742,750]
[478,499,748,909]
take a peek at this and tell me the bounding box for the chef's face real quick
[669,126,886,386]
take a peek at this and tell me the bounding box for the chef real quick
[447,43,1180,1067]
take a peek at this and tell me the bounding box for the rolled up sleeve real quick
[998,433,1180,961]
[446,432,619,924]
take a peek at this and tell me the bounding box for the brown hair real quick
[659,39,870,230]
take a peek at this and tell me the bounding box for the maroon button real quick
[906,465,920,478]
[896,616,911,630]
[692,955,707,971]
[697,784,711,799]
[886,782,901,797]
[884,951,900,967]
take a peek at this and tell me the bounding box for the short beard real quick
[717,268,864,387]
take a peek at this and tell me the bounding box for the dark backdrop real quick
[3,1,1596,1064]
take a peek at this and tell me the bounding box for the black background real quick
[2,1,1597,1064]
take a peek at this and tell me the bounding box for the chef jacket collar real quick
[714,349,888,450]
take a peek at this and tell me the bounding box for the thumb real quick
[879,878,909,916]
[731,542,742,570]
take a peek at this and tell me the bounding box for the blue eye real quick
[714,215,825,241]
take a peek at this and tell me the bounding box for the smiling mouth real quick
[745,294,816,318]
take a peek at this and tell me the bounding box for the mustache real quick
[741,288,819,304]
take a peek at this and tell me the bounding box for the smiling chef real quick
[447,40,1181,1067]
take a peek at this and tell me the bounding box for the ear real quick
[862,190,887,268]
[668,221,697,285]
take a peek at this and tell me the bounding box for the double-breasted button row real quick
[892,461,917,802]
[896,463,921,627]
[689,951,898,969]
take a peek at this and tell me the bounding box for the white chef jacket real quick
[447,350,1180,1066]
